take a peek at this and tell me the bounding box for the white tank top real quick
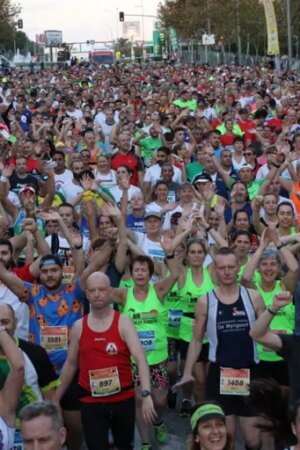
[0,416,15,450]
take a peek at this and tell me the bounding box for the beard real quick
[73,172,83,181]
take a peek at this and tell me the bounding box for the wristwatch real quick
[141,389,151,398]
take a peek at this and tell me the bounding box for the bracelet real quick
[74,243,83,250]
[165,254,175,260]
[205,225,212,233]
[267,307,277,316]
[272,163,280,169]
[276,243,285,251]
[0,176,8,183]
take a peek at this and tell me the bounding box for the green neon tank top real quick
[179,267,215,343]
[257,280,295,362]
[123,284,168,365]
[164,281,182,339]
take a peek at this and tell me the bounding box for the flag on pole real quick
[261,0,280,55]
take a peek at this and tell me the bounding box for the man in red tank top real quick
[55,272,156,450]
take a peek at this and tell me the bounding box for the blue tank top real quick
[206,286,259,368]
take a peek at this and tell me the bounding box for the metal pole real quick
[286,0,292,62]
[141,0,145,42]
[236,0,242,65]
[116,8,119,39]
[13,26,16,56]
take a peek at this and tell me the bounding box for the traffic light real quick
[17,19,23,29]
[119,12,125,22]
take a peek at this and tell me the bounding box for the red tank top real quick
[79,311,134,403]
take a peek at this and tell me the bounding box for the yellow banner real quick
[262,0,280,55]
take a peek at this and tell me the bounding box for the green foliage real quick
[0,0,39,56]
[115,38,131,55]
[0,0,21,51]
[158,0,299,56]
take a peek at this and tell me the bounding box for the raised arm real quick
[101,204,127,274]
[212,154,233,189]
[79,241,114,290]
[0,165,18,222]
[119,179,129,222]
[0,263,26,299]
[37,210,85,275]
[39,169,55,210]
[249,292,292,351]
[267,225,299,292]
[155,235,179,300]
[22,218,51,278]
[198,213,228,249]
[0,328,24,426]
[241,230,268,287]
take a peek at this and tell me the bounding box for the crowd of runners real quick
[0,59,300,450]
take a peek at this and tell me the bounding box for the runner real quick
[0,235,87,450]
[175,247,265,450]
[111,237,179,449]
[55,272,156,450]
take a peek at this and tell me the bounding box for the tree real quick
[115,38,130,52]
[158,0,298,57]
[0,0,21,52]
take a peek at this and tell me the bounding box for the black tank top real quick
[207,287,259,368]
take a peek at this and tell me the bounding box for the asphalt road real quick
[134,406,191,450]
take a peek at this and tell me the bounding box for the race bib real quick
[138,330,156,352]
[168,310,183,328]
[220,367,250,396]
[89,367,121,397]
[62,266,75,284]
[40,326,68,351]
[167,192,176,203]
[12,431,23,450]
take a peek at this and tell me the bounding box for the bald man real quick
[55,272,156,450]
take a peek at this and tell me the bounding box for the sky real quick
[20,0,161,44]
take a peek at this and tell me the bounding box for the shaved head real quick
[85,272,112,311]
[86,272,111,288]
